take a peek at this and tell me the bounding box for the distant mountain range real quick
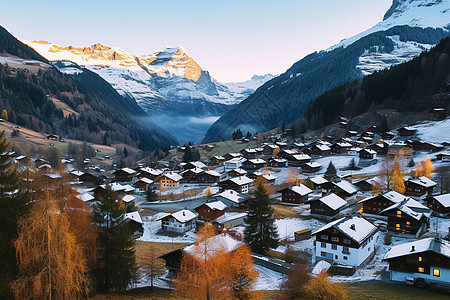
[202,0,450,143]
[24,41,275,117]
[0,26,177,150]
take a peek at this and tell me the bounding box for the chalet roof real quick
[307,193,347,210]
[204,170,221,177]
[335,142,352,148]
[137,177,153,184]
[99,182,126,192]
[116,167,136,175]
[182,167,203,174]
[432,193,450,208]
[203,201,227,211]
[76,192,94,202]
[407,176,437,188]
[122,184,135,193]
[269,158,287,163]
[230,168,247,175]
[190,161,207,169]
[315,144,331,151]
[305,162,321,168]
[124,211,143,224]
[158,209,197,223]
[122,194,136,203]
[248,158,266,164]
[360,149,377,155]
[227,152,242,157]
[70,170,84,177]
[380,200,429,221]
[389,143,410,149]
[282,149,297,155]
[229,176,253,186]
[292,154,311,160]
[212,155,225,160]
[260,173,276,181]
[384,238,450,260]
[139,167,163,176]
[243,148,257,153]
[360,190,405,204]
[313,216,378,244]
[283,184,312,197]
[264,144,279,149]
[215,212,247,224]
[310,176,328,185]
[162,172,183,182]
[183,233,244,260]
[334,180,359,195]
[398,126,417,131]
[215,190,245,204]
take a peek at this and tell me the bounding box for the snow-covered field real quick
[413,118,450,145]
[138,212,197,243]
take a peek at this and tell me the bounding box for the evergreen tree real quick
[246,131,252,138]
[94,187,137,292]
[281,121,286,133]
[123,147,129,158]
[0,131,29,297]
[183,145,192,163]
[324,162,337,181]
[244,184,279,253]
[145,185,158,202]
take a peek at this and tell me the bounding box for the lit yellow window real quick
[397,210,401,217]
[396,224,400,230]
[406,221,411,226]
[418,256,422,262]
[418,267,425,273]
[433,269,440,277]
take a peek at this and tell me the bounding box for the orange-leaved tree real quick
[390,156,405,194]
[273,147,281,158]
[423,155,435,179]
[415,161,425,177]
[287,168,302,185]
[229,245,260,300]
[11,190,90,299]
[303,272,347,300]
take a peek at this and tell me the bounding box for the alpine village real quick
[1,1,450,299]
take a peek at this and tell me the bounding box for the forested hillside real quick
[0,26,177,150]
[290,37,450,133]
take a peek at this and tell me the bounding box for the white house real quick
[224,157,246,172]
[157,209,198,233]
[312,215,378,267]
[384,238,450,285]
[212,189,246,208]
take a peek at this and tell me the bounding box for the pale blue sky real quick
[1,0,392,82]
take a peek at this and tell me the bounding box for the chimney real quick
[411,245,415,252]
[183,211,185,216]
[350,224,356,231]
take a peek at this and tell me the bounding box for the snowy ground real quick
[275,217,325,241]
[252,264,286,290]
[413,118,450,144]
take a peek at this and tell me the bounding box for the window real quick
[433,269,440,277]
[321,242,326,248]
[418,256,422,262]
[418,267,425,273]
[332,244,337,250]
[331,237,339,242]
[343,239,351,244]
[406,221,410,227]
[321,251,326,257]
[321,235,328,240]
[396,224,400,230]
[343,256,348,260]
[335,255,338,259]
[343,246,349,254]
[397,210,402,217]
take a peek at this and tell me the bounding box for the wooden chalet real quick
[242,158,266,171]
[219,176,253,194]
[213,213,247,233]
[326,180,359,201]
[301,162,321,173]
[124,211,144,239]
[208,155,225,166]
[410,140,444,152]
[426,193,450,217]
[309,144,331,156]
[224,152,241,160]
[46,134,59,141]
[114,167,136,182]
[360,190,406,217]
[195,201,227,222]
[312,215,378,267]
[404,176,436,197]
[34,158,50,168]
[212,190,247,208]
[224,157,245,172]
[263,144,279,155]
[240,148,257,159]
[331,142,352,154]
[436,152,450,162]
[181,167,203,183]
[197,170,221,183]
[380,199,431,237]
[133,177,153,194]
[93,182,127,200]
[288,154,311,167]
[268,158,288,168]
[306,193,347,219]
[279,184,312,204]
[255,173,276,185]
[137,167,163,180]
[381,131,395,140]
[358,149,377,160]
[367,142,389,154]
[155,172,183,188]
[157,209,197,233]
[384,238,450,285]
[79,171,101,184]
[69,170,84,182]
[277,149,297,159]
[387,144,412,158]
[353,177,378,192]
[398,126,417,136]
[228,168,247,177]
[432,108,447,120]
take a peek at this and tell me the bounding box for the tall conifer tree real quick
[244,184,279,253]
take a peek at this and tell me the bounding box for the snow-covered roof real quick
[183,233,244,260]
[286,184,312,196]
[433,193,450,208]
[243,148,257,153]
[204,201,227,211]
[334,180,358,195]
[215,212,247,224]
[248,158,266,164]
[212,155,225,160]
[230,168,247,174]
[313,216,378,244]
[381,200,429,221]
[261,173,277,181]
[305,162,321,168]
[270,158,287,163]
[182,167,203,174]
[137,177,153,184]
[216,190,245,204]
[101,182,126,192]
[384,238,450,261]
[45,173,61,179]
[122,194,136,203]
[191,161,207,168]
[360,190,405,204]
[408,176,437,188]
[161,209,197,223]
[227,152,241,157]
[336,142,352,148]
[310,176,328,185]
[229,176,253,186]
[204,170,221,177]
[122,184,135,193]
[117,167,136,175]
[76,192,94,202]
[70,170,84,177]
[315,144,331,151]
[315,193,347,210]
[264,144,279,149]
[140,167,163,176]
[360,148,377,154]
[124,211,143,224]
[292,154,311,160]
[162,172,182,182]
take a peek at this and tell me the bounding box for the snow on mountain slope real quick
[24,41,260,115]
[223,74,276,102]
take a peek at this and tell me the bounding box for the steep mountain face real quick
[203,0,450,143]
[223,74,276,102]
[0,26,177,150]
[292,37,450,133]
[24,41,248,116]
